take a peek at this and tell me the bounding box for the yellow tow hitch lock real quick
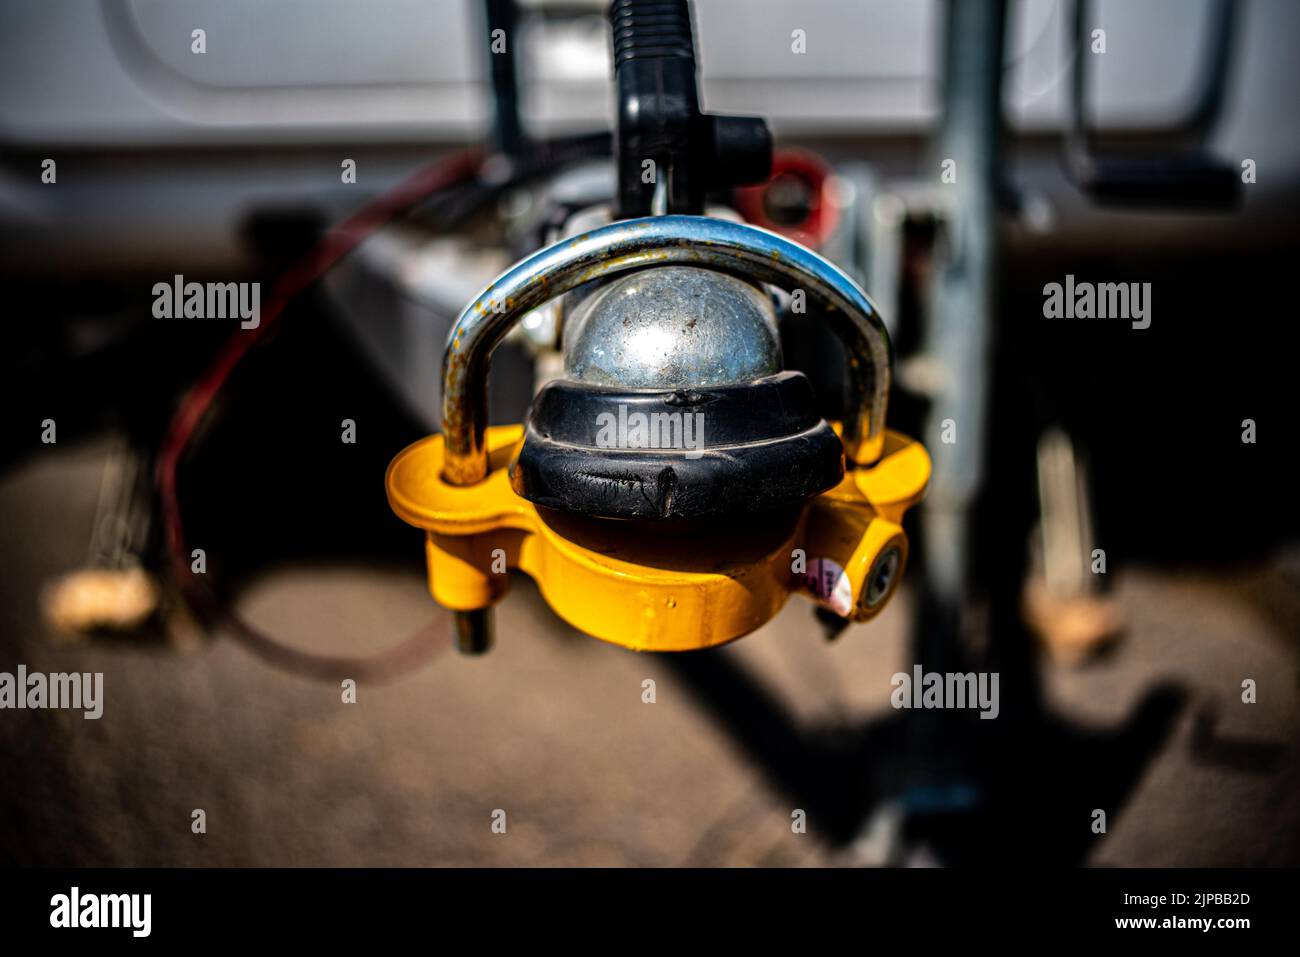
[386,215,929,652]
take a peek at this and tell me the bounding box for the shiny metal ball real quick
[562,266,782,389]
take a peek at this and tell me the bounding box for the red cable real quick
[156,148,483,682]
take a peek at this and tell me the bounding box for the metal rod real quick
[453,607,493,655]
[483,0,523,157]
[920,0,1006,614]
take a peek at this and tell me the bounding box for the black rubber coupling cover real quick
[509,371,845,520]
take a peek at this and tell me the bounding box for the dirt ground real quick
[2,438,1298,866]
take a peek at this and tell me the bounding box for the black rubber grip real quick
[610,0,696,66]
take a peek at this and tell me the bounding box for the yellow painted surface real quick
[387,425,930,651]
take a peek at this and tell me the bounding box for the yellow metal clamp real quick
[386,215,930,652]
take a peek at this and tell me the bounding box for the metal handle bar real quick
[441,214,893,485]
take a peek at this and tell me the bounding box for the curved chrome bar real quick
[441,214,893,485]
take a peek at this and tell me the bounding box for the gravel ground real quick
[2,438,1297,866]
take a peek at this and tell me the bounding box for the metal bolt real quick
[454,608,493,655]
[864,547,902,608]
